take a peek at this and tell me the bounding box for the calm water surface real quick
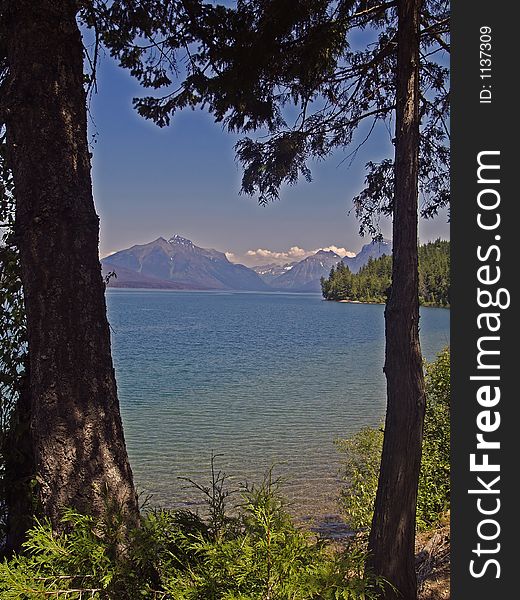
[106,290,450,517]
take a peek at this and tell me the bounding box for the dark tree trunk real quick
[3,0,139,531]
[367,1,425,599]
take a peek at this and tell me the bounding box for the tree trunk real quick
[3,0,139,531]
[367,1,425,599]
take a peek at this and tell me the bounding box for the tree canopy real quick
[83,0,449,233]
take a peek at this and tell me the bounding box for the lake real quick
[106,289,450,519]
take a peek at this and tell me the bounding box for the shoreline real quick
[337,299,384,305]
[323,297,450,309]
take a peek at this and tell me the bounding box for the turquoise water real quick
[106,290,450,517]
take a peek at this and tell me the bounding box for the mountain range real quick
[102,235,269,291]
[343,238,392,274]
[102,235,391,292]
[267,250,344,291]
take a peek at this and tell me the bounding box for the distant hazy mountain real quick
[102,236,392,292]
[270,250,343,292]
[101,263,198,290]
[260,239,392,292]
[251,262,297,284]
[102,235,269,291]
[343,239,392,273]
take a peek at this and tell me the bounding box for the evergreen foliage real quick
[0,135,27,542]
[417,239,450,307]
[92,0,449,228]
[0,470,387,599]
[321,240,449,306]
[336,347,451,531]
[0,137,25,428]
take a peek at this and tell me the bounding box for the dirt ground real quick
[416,520,450,600]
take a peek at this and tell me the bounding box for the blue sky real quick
[90,54,449,266]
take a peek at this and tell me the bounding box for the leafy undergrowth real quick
[0,470,387,599]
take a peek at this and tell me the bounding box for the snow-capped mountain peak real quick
[168,234,194,247]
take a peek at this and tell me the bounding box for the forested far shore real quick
[320,239,450,307]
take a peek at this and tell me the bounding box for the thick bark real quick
[4,0,139,530]
[367,1,425,599]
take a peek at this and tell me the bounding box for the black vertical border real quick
[451,1,517,597]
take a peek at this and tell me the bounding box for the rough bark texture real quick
[3,0,139,530]
[367,1,425,599]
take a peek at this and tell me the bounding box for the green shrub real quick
[335,428,383,531]
[0,469,386,599]
[417,347,450,529]
[337,347,450,531]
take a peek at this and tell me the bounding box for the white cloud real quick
[233,244,356,266]
[319,245,355,258]
[245,246,308,262]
